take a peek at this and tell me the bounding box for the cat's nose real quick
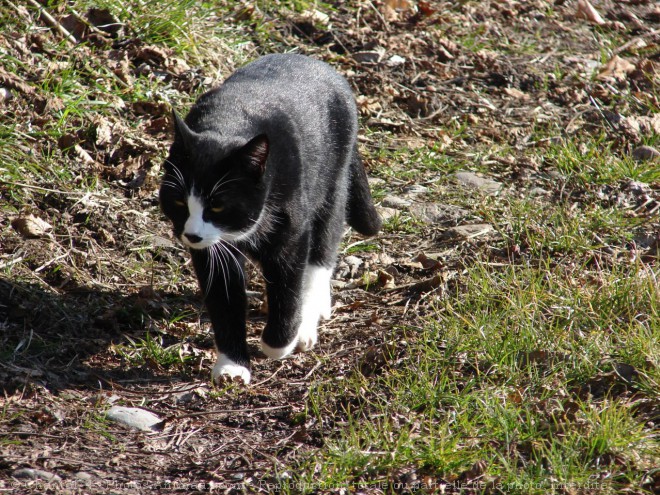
[184,233,203,244]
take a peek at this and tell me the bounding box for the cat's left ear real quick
[240,134,269,178]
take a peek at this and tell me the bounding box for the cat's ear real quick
[172,110,194,150]
[240,134,269,177]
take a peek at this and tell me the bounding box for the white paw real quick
[296,317,318,352]
[212,354,251,384]
[296,264,333,351]
[261,336,297,360]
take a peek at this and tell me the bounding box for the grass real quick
[1,0,658,493]
[292,258,658,492]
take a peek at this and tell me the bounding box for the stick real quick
[26,0,77,45]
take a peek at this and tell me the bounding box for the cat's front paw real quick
[296,318,318,352]
[212,354,251,384]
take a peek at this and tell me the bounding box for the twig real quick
[614,28,660,55]
[167,404,290,421]
[26,0,77,45]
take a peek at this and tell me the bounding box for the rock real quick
[452,171,502,195]
[106,406,163,432]
[529,187,550,197]
[12,468,62,483]
[443,223,495,240]
[409,203,469,224]
[344,255,363,276]
[376,205,399,222]
[368,177,386,187]
[382,195,411,208]
[402,184,429,196]
[631,145,659,162]
[74,471,94,486]
[353,51,382,64]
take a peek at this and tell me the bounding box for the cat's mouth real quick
[180,232,222,250]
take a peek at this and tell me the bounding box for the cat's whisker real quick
[204,247,215,298]
[161,180,184,192]
[209,172,232,197]
[209,177,242,198]
[164,159,187,190]
[220,241,246,284]
[213,243,231,300]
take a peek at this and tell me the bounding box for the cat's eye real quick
[174,200,186,207]
[210,205,224,213]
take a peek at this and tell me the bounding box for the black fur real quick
[159,54,380,375]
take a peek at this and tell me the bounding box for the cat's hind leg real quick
[296,202,346,351]
[296,264,333,351]
[260,235,309,359]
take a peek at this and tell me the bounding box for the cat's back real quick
[189,54,356,136]
[224,54,351,100]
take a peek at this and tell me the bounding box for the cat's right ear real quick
[172,110,194,151]
[240,134,269,178]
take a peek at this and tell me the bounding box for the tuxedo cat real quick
[159,54,380,384]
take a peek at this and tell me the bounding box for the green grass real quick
[1,0,658,492]
[111,332,195,370]
[290,259,658,493]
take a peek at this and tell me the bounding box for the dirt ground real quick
[1,0,658,493]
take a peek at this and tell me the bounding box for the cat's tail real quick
[346,153,381,236]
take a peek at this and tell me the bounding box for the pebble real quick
[529,187,550,197]
[106,406,163,432]
[402,184,429,196]
[382,195,411,208]
[12,468,62,483]
[452,171,502,195]
[409,203,469,224]
[443,223,495,240]
[631,145,659,162]
[74,471,94,486]
[376,206,399,221]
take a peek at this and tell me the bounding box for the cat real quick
[159,53,381,384]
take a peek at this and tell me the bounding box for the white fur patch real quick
[259,264,333,359]
[212,353,251,384]
[261,337,297,360]
[181,191,270,249]
[297,264,333,351]
[182,194,222,249]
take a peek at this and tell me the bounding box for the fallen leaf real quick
[576,0,606,25]
[597,55,636,81]
[11,214,53,239]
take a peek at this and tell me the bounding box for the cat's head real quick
[159,112,269,250]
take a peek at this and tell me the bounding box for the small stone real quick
[74,472,94,486]
[443,223,495,240]
[368,177,386,186]
[631,145,659,162]
[376,206,399,221]
[402,184,429,196]
[409,203,469,225]
[343,255,363,278]
[529,187,550,197]
[452,171,502,195]
[13,468,62,483]
[382,195,411,208]
[353,51,382,64]
[106,406,163,432]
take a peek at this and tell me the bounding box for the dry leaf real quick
[11,214,53,239]
[598,55,636,81]
[576,0,606,25]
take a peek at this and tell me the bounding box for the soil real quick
[1,0,658,493]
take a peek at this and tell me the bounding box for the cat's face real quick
[159,113,269,250]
